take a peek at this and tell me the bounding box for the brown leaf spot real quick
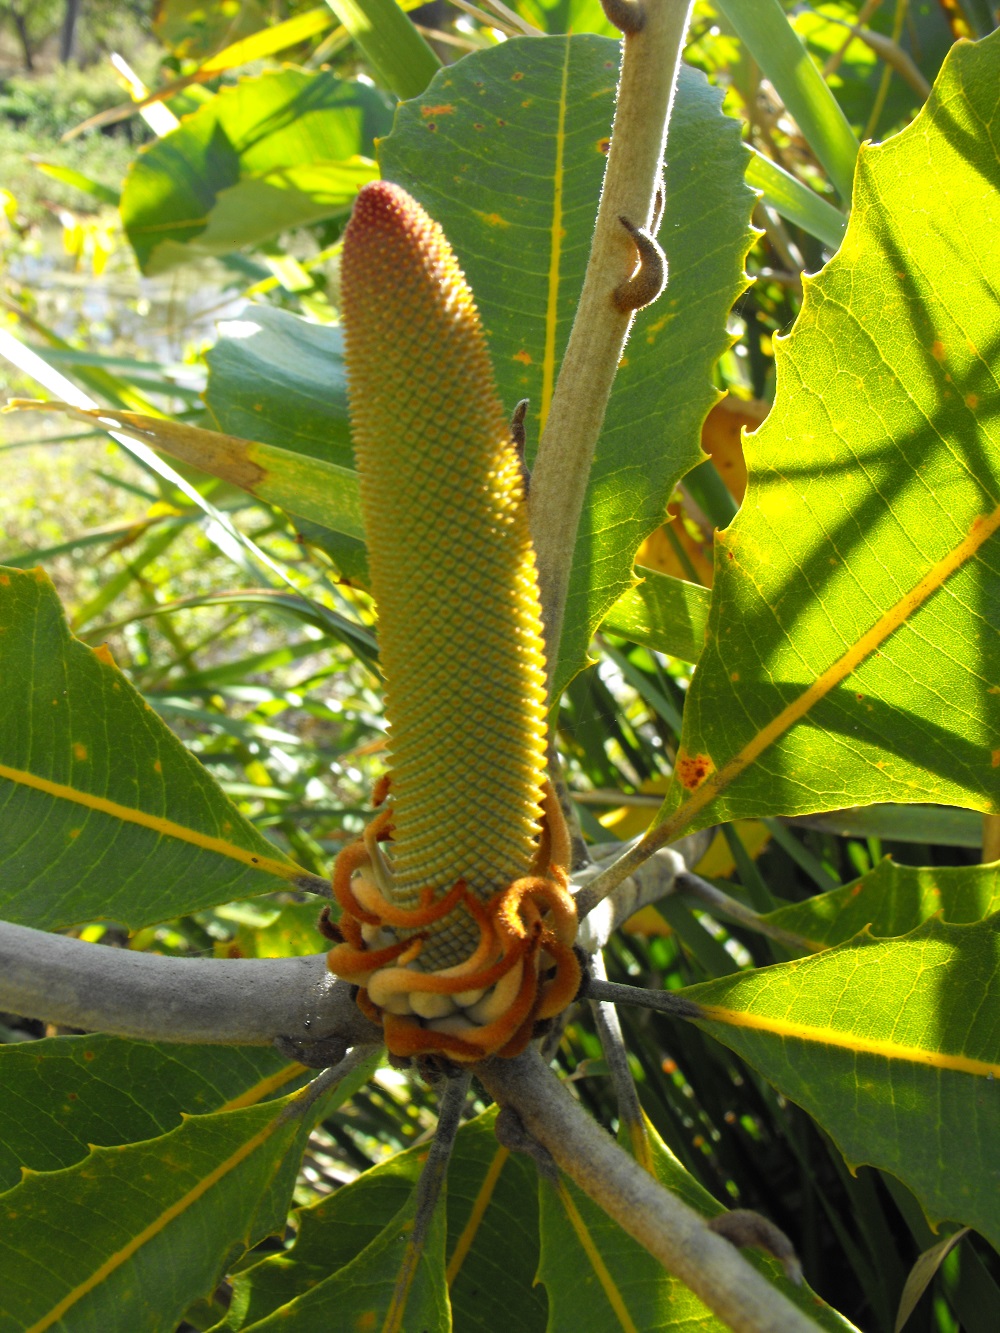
[931,340,946,361]
[676,750,715,791]
[513,349,532,365]
[421,104,455,116]
[511,71,524,80]
[73,742,88,762]
[597,137,611,154]
[992,750,1000,769]
[93,643,116,668]
[966,394,979,410]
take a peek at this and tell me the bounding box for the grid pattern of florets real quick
[342,182,549,970]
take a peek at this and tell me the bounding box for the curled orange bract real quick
[326,781,580,1062]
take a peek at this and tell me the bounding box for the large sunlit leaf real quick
[0,1037,305,1191]
[380,35,755,694]
[120,70,392,273]
[683,914,1000,1247]
[762,857,1000,952]
[0,1080,333,1333]
[0,567,315,931]
[226,1107,544,1330]
[655,31,1000,841]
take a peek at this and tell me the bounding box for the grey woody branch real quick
[478,1047,821,1333]
[0,829,707,1047]
[0,921,379,1048]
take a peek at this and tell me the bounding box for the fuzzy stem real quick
[478,1047,822,1333]
[528,0,694,684]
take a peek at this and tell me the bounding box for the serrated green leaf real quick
[0,567,308,931]
[684,914,1000,1248]
[655,31,1000,840]
[537,1113,854,1332]
[0,1037,305,1192]
[600,567,711,665]
[243,1189,450,1332]
[0,1083,327,1333]
[121,70,392,273]
[538,1171,724,1331]
[226,1107,544,1331]
[380,36,755,694]
[762,858,1000,952]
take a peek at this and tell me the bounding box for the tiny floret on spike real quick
[328,181,578,1061]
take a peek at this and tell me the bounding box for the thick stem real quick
[0,922,380,1048]
[574,828,711,947]
[528,0,694,684]
[478,1048,820,1332]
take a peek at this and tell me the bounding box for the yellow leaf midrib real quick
[662,498,1000,839]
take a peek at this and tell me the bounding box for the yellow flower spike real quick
[329,180,578,1061]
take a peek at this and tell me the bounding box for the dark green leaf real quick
[0,567,306,931]
[0,1083,329,1333]
[0,1037,305,1192]
[226,1107,544,1331]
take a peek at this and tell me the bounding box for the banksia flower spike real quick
[327,181,579,1063]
